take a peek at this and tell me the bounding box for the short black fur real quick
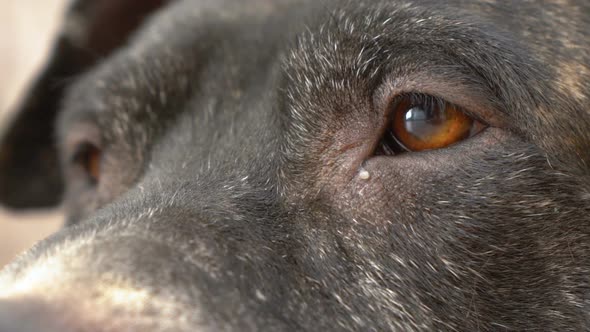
[0,0,589,331]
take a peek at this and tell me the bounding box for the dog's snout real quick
[0,299,63,332]
[0,230,213,331]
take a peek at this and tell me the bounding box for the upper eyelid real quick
[372,71,507,129]
[388,92,491,126]
[57,115,102,163]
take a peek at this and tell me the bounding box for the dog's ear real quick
[0,0,170,209]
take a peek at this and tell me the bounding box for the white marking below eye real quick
[359,169,371,180]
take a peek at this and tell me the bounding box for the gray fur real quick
[0,0,589,331]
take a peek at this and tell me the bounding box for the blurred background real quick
[0,1,67,267]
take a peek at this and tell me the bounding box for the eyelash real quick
[391,93,486,123]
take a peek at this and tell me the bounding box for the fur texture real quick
[0,0,589,331]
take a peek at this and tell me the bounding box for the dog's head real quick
[1,0,589,330]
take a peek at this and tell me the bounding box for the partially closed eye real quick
[378,94,487,154]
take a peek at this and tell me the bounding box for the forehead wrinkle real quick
[283,2,542,129]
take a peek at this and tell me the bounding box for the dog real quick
[0,0,589,330]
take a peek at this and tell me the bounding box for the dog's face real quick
[1,0,589,330]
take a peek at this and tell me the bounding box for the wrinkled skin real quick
[1,0,589,331]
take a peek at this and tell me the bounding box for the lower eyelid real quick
[366,128,508,172]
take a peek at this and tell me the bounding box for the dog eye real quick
[378,94,487,154]
[72,143,102,184]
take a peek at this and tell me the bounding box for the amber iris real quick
[74,143,102,184]
[389,96,486,152]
